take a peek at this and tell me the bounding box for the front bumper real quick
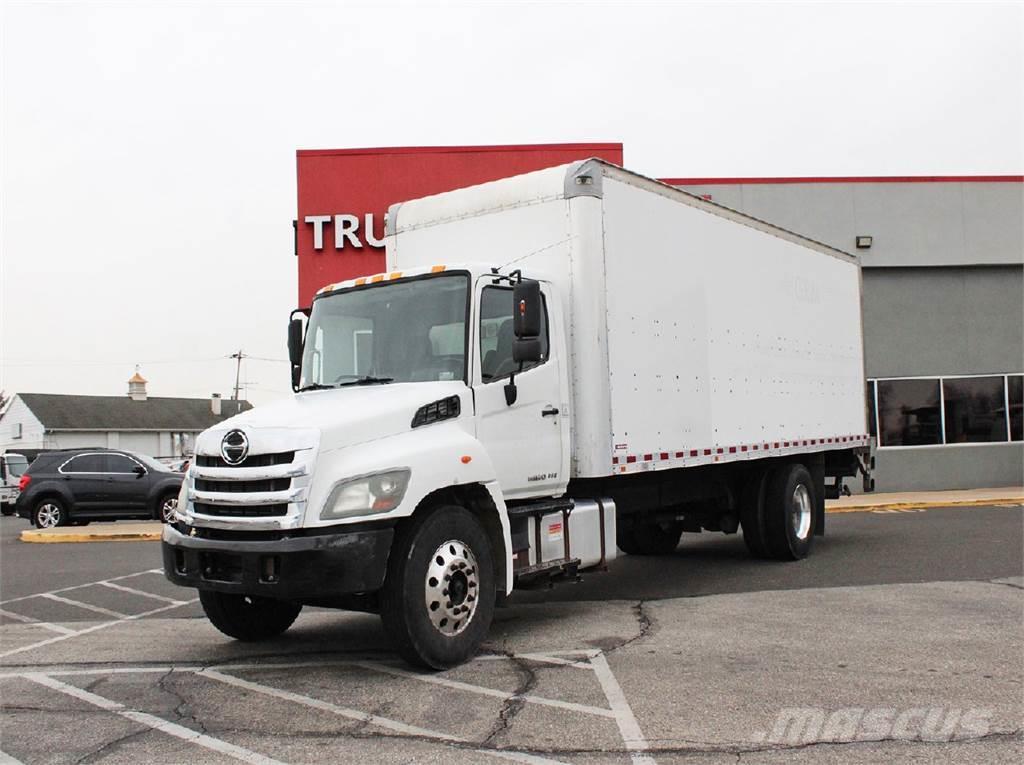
[162,521,394,600]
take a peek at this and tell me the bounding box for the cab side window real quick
[480,286,548,381]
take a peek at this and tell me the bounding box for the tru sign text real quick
[304,213,385,250]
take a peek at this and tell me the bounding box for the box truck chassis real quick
[163,160,874,668]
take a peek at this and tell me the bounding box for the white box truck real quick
[163,160,874,668]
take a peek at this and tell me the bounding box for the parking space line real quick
[40,593,129,619]
[0,569,164,607]
[589,653,655,765]
[0,608,76,636]
[0,749,26,764]
[25,673,284,764]
[0,599,197,660]
[202,669,570,765]
[352,660,618,719]
[99,581,187,605]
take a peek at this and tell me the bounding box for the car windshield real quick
[299,273,469,390]
[5,456,28,478]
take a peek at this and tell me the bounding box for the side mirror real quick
[513,337,542,363]
[288,315,305,390]
[133,465,146,477]
[512,279,542,338]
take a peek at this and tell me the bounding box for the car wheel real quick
[381,505,496,669]
[158,492,179,523]
[35,499,67,529]
[199,591,302,641]
[1,503,14,517]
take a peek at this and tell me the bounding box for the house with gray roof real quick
[0,372,250,459]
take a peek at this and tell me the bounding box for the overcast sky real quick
[2,1,1021,406]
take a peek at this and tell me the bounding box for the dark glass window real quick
[877,379,942,446]
[107,454,142,473]
[1009,375,1023,442]
[65,454,105,473]
[943,377,1008,443]
[866,381,877,438]
[479,286,549,381]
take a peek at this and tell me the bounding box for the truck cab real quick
[163,265,587,668]
[1,453,29,515]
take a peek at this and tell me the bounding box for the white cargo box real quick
[387,160,869,480]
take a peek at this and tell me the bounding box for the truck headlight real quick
[320,469,411,520]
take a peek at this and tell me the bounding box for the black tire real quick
[156,491,179,523]
[763,463,816,560]
[381,505,496,669]
[740,469,770,558]
[0,503,14,517]
[617,522,683,555]
[199,590,302,641]
[34,498,68,528]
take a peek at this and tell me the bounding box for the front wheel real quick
[34,499,67,528]
[199,591,302,641]
[381,505,496,669]
[0,503,14,517]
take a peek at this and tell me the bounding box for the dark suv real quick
[15,449,184,528]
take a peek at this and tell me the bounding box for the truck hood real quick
[195,381,469,456]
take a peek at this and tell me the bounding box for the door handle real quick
[541,406,560,417]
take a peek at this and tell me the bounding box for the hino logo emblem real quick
[220,429,249,465]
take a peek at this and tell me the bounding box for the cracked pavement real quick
[1,505,1021,763]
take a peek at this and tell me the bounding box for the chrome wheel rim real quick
[37,503,61,528]
[424,539,479,637]
[161,497,178,522]
[791,484,812,540]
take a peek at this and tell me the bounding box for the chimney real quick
[211,393,222,416]
[128,368,148,401]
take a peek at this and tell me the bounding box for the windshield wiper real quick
[337,376,395,387]
[297,383,338,392]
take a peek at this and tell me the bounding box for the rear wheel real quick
[740,469,770,558]
[34,499,67,528]
[157,492,178,523]
[0,503,14,517]
[199,591,302,641]
[381,505,495,669]
[617,521,683,555]
[763,463,816,560]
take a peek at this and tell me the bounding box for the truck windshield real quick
[5,456,28,478]
[300,273,469,389]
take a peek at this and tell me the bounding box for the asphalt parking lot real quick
[1,506,1021,764]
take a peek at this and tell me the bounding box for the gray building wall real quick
[672,178,1024,491]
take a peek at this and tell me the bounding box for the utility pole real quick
[230,350,245,401]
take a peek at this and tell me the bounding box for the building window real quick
[1009,375,1023,442]
[12,423,21,439]
[877,379,942,446]
[943,376,1008,443]
[866,381,877,438]
[870,373,1022,447]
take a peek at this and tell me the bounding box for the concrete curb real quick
[825,497,1024,513]
[21,524,163,544]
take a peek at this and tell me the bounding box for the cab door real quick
[473,280,567,499]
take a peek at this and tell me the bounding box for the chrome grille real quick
[196,451,295,469]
